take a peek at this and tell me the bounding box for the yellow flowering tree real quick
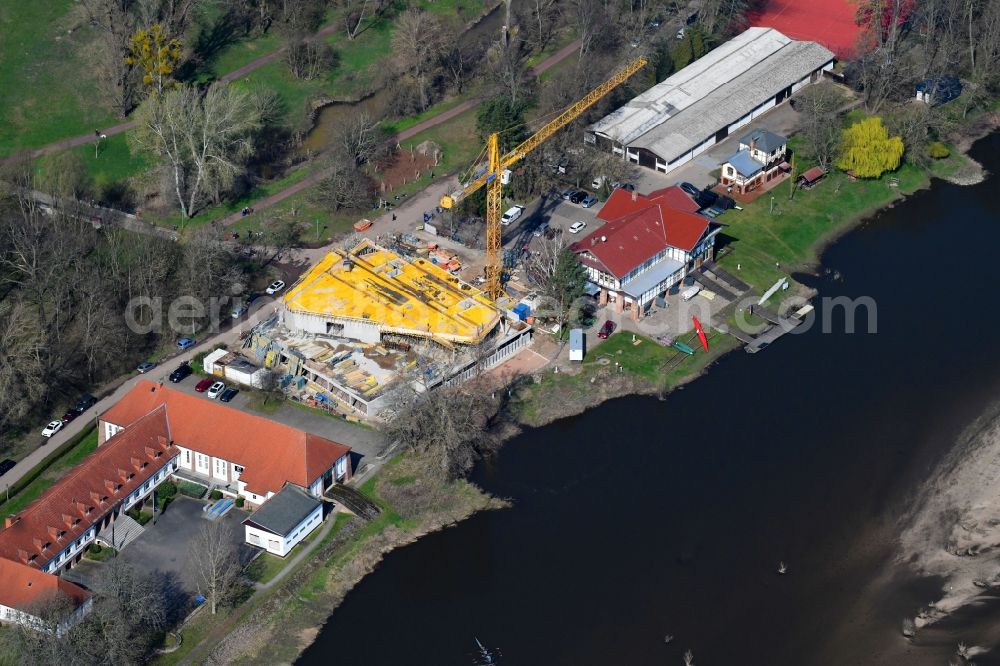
[836,116,905,178]
[126,24,182,96]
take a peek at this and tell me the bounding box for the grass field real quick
[0,1,117,157]
[714,163,929,293]
[0,427,99,518]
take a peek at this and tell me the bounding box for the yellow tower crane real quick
[440,56,648,299]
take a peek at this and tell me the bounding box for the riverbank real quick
[163,454,506,665]
[169,116,1000,664]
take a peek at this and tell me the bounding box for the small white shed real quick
[243,484,323,557]
[569,328,585,361]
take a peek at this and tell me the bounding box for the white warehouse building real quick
[586,27,835,175]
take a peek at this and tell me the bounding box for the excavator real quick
[440,57,648,299]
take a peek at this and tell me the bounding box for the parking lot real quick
[162,371,385,469]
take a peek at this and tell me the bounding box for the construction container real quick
[569,328,585,361]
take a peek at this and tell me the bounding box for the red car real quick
[195,378,213,392]
[597,320,616,339]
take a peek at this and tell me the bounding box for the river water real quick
[299,133,1000,665]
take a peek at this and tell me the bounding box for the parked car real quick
[265,280,285,295]
[591,175,606,189]
[500,205,525,225]
[649,16,662,28]
[562,187,581,200]
[676,27,686,39]
[568,220,587,234]
[75,394,96,413]
[533,221,550,237]
[61,410,79,424]
[41,420,64,438]
[207,381,226,399]
[597,320,616,339]
[169,363,193,383]
[176,337,196,350]
[247,292,261,305]
[219,387,239,403]
[679,181,700,196]
[232,304,248,319]
[136,360,156,373]
[0,459,15,476]
[569,190,588,204]
[195,378,213,392]
[581,195,599,208]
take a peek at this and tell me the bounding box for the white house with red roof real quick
[0,558,92,634]
[98,381,352,507]
[570,186,722,319]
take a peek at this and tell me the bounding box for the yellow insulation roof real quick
[283,240,500,344]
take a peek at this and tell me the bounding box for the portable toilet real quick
[569,328,585,361]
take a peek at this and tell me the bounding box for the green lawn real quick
[0,1,120,157]
[0,427,99,517]
[714,163,928,294]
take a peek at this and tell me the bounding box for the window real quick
[234,465,244,473]
[185,450,190,464]
[268,539,279,551]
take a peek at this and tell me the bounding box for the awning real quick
[583,282,601,296]
[621,257,685,299]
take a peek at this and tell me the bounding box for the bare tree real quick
[517,0,560,51]
[189,520,241,615]
[92,558,168,663]
[382,382,504,479]
[0,592,79,665]
[131,84,264,219]
[285,39,337,80]
[391,10,448,112]
[80,0,138,116]
[794,82,847,170]
[336,111,384,166]
[312,155,376,212]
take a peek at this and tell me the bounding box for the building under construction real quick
[244,240,532,418]
[281,239,501,348]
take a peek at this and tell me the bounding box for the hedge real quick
[1,422,97,508]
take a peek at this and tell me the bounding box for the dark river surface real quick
[299,133,1000,665]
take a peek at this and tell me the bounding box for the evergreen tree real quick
[476,98,530,153]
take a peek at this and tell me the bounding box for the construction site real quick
[244,239,532,418]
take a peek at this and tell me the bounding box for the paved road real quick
[0,297,281,493]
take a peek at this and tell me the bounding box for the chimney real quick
[631,190,638,202]
[4,516,20,529]
[750,136,757,153]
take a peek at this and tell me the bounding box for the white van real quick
[591,175,606,189]
[501,205,525,225]
[681,285,701,301]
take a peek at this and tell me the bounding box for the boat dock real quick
[717,303,807,354]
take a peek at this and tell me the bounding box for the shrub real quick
[209,489,223,501]
[235,496,245,508]
[178,480,207,498]
[89,543,102,555]
[157,480,178,511]
[928,141,950,159]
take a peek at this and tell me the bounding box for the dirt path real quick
[219,38,583,227]
[0,19,361,165]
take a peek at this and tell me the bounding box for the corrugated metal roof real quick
[590,28,833,162]
[726,149,764,177]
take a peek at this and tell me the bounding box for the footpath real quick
[219,38,582,226]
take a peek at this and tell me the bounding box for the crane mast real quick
[442,57,648,299]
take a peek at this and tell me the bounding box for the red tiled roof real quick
[0,557,90,611]
[0,408,176,569]
[100,381,351,496]
[573,189,709,279]
[596,185,700,223]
